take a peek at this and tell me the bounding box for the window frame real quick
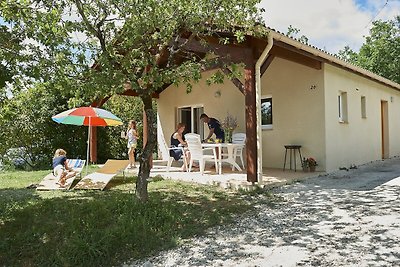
[338,91,348,123]
[361,96,367,119]
[261,95,273,130]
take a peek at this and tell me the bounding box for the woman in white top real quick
[126,120,139,168]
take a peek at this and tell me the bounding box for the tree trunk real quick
[135,94,156,202]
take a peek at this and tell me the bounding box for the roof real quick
[264,28,400,91]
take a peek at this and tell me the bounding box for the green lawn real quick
[0,169,272,266]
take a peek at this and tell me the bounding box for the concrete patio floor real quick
[127,163,324,190]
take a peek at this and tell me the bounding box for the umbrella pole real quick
[86,117,91,176]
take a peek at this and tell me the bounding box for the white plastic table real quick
[201,143,244,174]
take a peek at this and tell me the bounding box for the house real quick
[156,29,400,182]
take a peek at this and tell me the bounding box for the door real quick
[381,100,389,159]
[177,106,204,139]
[179,107,192,134]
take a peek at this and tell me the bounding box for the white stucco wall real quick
[260,57,326,170]
[156,56,400,173]
[324,64,400,171]
[157,70,245,150]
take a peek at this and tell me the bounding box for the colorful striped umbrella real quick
[52,107,123,175]
[52,107,123,126]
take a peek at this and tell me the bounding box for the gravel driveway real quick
[129,158,400,267]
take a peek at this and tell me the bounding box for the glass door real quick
[177,106,204,140]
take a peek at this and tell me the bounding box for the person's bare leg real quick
[181,151,190,171]
[128,148,134,168]
[65,171,76,180]
[58,171,67,186]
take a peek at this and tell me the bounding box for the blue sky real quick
[259,0,400,53]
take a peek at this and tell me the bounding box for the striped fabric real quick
[67,159,86,169]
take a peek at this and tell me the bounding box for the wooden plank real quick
[221,67,244,94]
[37,173,76,191]
[260,54,275,76]
[180,37,252,65]
[73,160,129,190]
[271,44,322,70]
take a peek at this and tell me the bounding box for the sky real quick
[259,0,400,54]
[1,0,399,55]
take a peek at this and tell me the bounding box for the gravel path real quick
[128,158,400,267]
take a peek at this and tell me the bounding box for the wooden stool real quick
[283,145,303,172]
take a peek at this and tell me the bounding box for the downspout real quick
[255,32,274,182]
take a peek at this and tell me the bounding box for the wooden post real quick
[244,61,258,183]
[89,100,103,164]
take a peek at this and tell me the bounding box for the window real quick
[338,91,348,123]
[361,96,366,118]
[261,97,272,129]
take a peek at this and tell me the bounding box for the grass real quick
[0,168,273,267]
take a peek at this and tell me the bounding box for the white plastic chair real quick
[156,134,187,172]
[231,133,246,170]
[185,133,218,174]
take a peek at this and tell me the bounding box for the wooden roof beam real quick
[221,67,244,94]
[260,54,275,76]
[179,37,253,66]
[271,42,322,70]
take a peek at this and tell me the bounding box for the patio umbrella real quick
[52,107,123,175]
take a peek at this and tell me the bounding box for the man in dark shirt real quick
[200,113,225,142]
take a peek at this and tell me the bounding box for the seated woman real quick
[170,123,196,171]
[52,148,76,187]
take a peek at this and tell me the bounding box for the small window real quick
[338,91,348,123]
[261,97,272,129]
[361,96,366,118]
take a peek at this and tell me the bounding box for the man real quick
[200,113,225,143]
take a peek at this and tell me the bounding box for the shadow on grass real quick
[0,179,253,267]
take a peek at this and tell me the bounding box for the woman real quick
[52,148,76,187]
[170,123,192,171]
[126,120,139,168]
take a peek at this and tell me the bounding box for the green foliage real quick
[337,16,400,84]
[1,0,265,100]
[286,25,309,44]
[0,83,88,170]
[0,170,257,266]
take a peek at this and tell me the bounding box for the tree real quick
[0,83,88,169]
[337,16,400,84]
[0,0,264,201]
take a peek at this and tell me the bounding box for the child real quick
[52,149,76,187]
[126,120,139,168]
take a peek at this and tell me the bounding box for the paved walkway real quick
[129,157,400,266]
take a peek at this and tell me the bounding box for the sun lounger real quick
[36,159,86,191]
[73,159,129,190]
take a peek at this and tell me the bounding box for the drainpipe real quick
[255,32,274,182]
